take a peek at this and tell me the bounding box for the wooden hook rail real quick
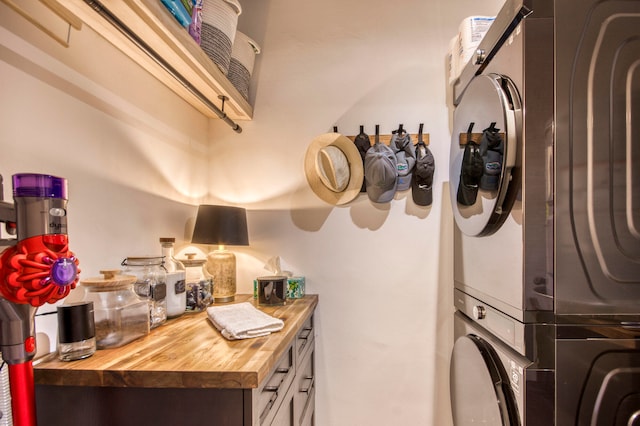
[346,133,430,147]
[459,132,505,145]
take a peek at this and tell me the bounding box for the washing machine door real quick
[450,333,520,425]
[449,74,521,237]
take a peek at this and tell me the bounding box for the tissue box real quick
[256,276,287,306]
[287,277,305,299]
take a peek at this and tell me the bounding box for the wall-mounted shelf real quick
[63,0,252,121]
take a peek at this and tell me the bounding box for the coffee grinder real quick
[0,173,80,426]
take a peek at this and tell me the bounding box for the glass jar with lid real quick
[80,270,150,349]
[122,256,167,329]
[181,253,213,312]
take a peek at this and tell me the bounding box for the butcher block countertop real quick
[34,294,318,390]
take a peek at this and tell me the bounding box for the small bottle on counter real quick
[122,256,167,329]
[160,237,186,318]
[181,253,213,312]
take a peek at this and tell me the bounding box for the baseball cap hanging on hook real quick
[390,124,416,191]
[353,125,372,192]
[412,124,435,206]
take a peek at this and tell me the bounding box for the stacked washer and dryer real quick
[448,0,640,424]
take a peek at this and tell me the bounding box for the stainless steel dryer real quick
[449,0,555,324]
[449,0,640,328]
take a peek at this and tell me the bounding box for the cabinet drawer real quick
[294,345,315,426]
[295,315,314,366]
[258,343,295,425]
[269,378,295,426]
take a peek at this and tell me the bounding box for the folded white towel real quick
[207,302,284,340]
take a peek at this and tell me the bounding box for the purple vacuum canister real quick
[12,173,68,200]
[11,173,69,241]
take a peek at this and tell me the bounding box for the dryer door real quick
[450,333,520,426]
[449,74,521,237]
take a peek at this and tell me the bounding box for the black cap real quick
[353,130,371,192]
[57,302,95,343]
[457,142,484,206]
[412,142,435,206]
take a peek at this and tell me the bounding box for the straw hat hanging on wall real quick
[304,133,364,205]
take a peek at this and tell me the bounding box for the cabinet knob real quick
[473,305,486,320]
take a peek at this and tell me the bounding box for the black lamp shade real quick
[191,205,249,246]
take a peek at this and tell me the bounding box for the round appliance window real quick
[449,74,521,237]
[450,334,519,425]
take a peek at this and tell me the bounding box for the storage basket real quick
[228,31,260,100]
[201,0,242,74]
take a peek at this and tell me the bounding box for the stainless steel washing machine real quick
[451,307,554,426]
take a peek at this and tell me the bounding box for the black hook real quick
[333,126,338,133]
[359,125,364,134]
[397,124,404,135]
[483,122,498,133]
[418,123,424,136]
[218,95,227,112]
[466,122,476,145]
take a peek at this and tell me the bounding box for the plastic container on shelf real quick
[181,253,213,312]
[80,270,150,349]
[160,238,186,318]
[122,256,167,329]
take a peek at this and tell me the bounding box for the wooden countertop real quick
[34,295,318,389]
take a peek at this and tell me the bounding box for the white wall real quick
[214,1,504,425]
[1,0,504,425]
[0,3,210,350]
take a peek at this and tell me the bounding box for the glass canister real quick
[160,237,186,318]
[181,253,213,312]
[80,270,150,349]
[122,256,167,329]
[56,301,96,360]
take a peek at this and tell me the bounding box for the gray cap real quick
[365,143,398,203]
[391,133,416,191]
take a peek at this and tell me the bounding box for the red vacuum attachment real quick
[0,173,80,426]
[0,235,78,306]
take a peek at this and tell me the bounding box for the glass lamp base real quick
[205,249,236,302]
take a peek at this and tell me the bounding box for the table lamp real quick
[191,205,249,302]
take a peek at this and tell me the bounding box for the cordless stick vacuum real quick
[0,173,80,426]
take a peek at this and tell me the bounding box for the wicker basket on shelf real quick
[201,0,242,74]
[228,31,260,100]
